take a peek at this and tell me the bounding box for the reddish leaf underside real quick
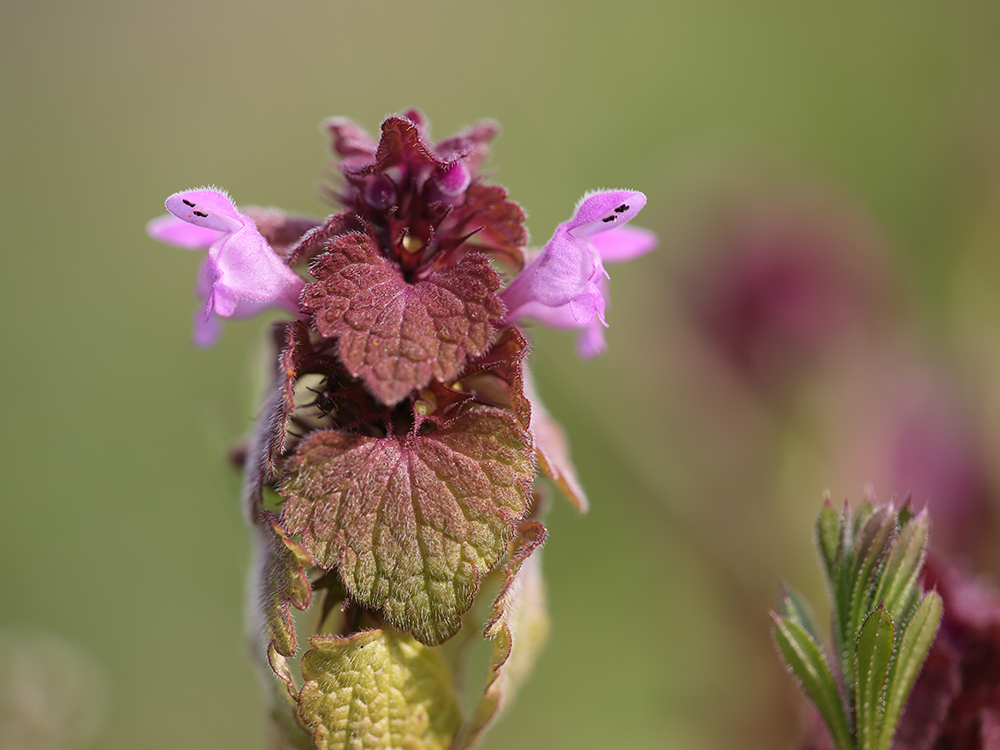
[450,184,527,271]
[524,373,589,513]
[260,513,313,657]
[457,327,531,430]
[462,521,549,748]
[360,116,442,175]
[302,232,504,406]
[279,409,533,645]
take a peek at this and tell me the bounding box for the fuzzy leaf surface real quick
[302,233,504,406]
[260,513,314,658]
[297,629,461,750]
[449,184,527,271]
[280,409,532,645]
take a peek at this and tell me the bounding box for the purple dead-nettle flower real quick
[147,188,304,346]
[152,111,654,750]
[501,189,657,357]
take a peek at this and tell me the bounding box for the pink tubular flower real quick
[147,188,304,347]
[500,189,656,357]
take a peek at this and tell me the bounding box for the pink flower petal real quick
[146,214,221,249]
[501,188,654,357]
[576,319,608,359]
[151,187,304,346]
[588,225,658,263]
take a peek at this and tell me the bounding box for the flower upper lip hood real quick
[148,187,304,346]
[500,189,657,358]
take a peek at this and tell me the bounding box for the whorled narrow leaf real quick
[873,510,930,625]
[297,629,462,750]
[844,506,897,686]
[849,508,897,627]
[772,615,853,750]
[816,498,841,583]
[461,522,549,748]
[280,408,533,645]
[855,604,894,750]
[878,591,943,750]
[779,584,823,646]
[832,500,856,668]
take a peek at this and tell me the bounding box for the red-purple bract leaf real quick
[302,232,504,406]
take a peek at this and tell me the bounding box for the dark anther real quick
[602,215,616,223]
[182,199,195,207]
[615,203,629,213]
[193,211,208,218]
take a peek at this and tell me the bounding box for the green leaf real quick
[816,498,841,583]
[878,591,942,750]
[778,585,822,646]
[297,629,462,750]
[873,510,930,624]
[844,508,896,686]
[854,605,894,750]
[772,615,852,750]
[461,522,549,748]
[281,408,533,645]
[831,501,854,684]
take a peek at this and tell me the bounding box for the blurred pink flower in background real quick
[827,358,998,559]
[679,187,889,395]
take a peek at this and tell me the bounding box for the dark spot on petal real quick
[193,211,208,218]
[602,215,616,223]
[615,204,629,213]
[182,199,195,207]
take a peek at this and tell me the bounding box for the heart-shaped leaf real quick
[302,233,504,406]
[297,629,461,750]
[280,408,533,645]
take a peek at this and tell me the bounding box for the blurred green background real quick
[4,1,1000,749]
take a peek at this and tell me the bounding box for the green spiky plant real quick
[772,497,943,750]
